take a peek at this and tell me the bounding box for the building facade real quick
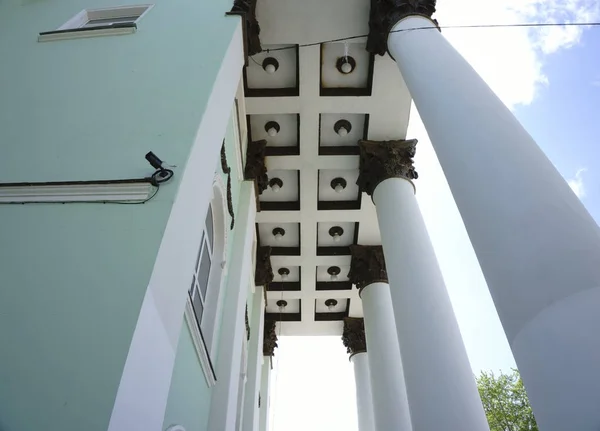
[1,0,600,431]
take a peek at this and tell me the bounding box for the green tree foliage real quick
[476,370,538,431]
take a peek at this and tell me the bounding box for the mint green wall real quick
[0,1,239,430]
[162,325,212,431]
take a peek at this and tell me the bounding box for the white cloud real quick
[568,168,587,198]
[436,0,600,108]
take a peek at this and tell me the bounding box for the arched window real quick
[185,178,228,386]
[189,202,214,328]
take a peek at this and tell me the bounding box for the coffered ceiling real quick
[243,0,412,335]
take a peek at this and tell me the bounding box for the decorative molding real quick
[0,180,154,203]
[229,0,262,56]
[255,246,274,286]
[356,139,418,196]
[244,140,269,195]
[342,317,367,356]
[366,0,438,56]
[348,245,388,291]
[245,303,251,341]
[184,298,217,387]
[220,142,235,229]
[263,318,278,356]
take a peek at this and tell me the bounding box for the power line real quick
[261,21,600,53]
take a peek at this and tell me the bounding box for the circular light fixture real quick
[278,267,290,281]
[336,56,356,74]
[276,299,288,312]
[265,121,281,137]
[330,177,347,194]
[334,119,352,137]
[327,266,341,281]
[262,57,279,74]
[269,177,283,193]
[272,227,286,241]
[329,226,344,243]
[325,298,339,311]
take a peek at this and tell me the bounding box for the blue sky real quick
[270,3,600,430]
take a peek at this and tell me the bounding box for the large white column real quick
[258,357,271,431]
[386,13,600,431]
[242,287,266,431]
[350,353,376,431]
[361,283,412,431]
[372,175,489,431]
[208,181,257,431]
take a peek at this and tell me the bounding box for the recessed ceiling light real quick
[329,226,344,243]
[263,57,279,74]
[331,177,347,193]
[269,177,283,193]
[265,121,281,137]
[272,227,286,241]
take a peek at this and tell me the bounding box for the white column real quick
[350,352,376,431]
[373,178,489,431]
[258,357,271,431]
[242,288,266,431]
[208,181,257,431]
[388,15,600,431]
[361,283,412,431]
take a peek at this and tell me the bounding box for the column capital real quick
[366,0,438,56]
[263,318,278,356]
[255,246,274,286]
[342,317,367,357]
[229,0,263,56]
[348,245,388,291]
[357,139,418,197]
[244,140,269,195]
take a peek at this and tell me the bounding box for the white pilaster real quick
[361,282,412,431]
[373,178,489,431]
[388,15,600,431]
[208,181,257,431]
[350,352,376,431]
[242,287,266,431]
[258,357,271,431]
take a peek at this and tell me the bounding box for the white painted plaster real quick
[242,287,266,431]
[361,282,411,431]
[373,178,489,431]
[351,352,376,431]
[208,181,257,431]
[258,357,271,431]
[389,16,600,430]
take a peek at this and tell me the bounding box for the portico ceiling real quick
[244,0,412,335]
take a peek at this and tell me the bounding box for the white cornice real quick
[0,182,155,203]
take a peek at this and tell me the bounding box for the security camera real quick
[145,152,174,185]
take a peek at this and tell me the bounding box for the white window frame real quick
[38,4,153,42]
[185,175,229,387]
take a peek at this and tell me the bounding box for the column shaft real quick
[373,178,489,431]
[350,352,376,431]
[389,16,600,430]
[242,287,266,431]
[361,283,412,431]
[208,181,257,431]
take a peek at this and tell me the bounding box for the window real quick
[38,5,152,42]
[184,178,228,387]
[189,204,215,333]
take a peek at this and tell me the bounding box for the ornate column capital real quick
[342,317,367,357]
[356,139,418,197]
[263,318,278,356]
[366,0,438,56]
[244,140,269,195]
[229,0,263,57]
[255,246,274,286]
[348,245,388,291]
